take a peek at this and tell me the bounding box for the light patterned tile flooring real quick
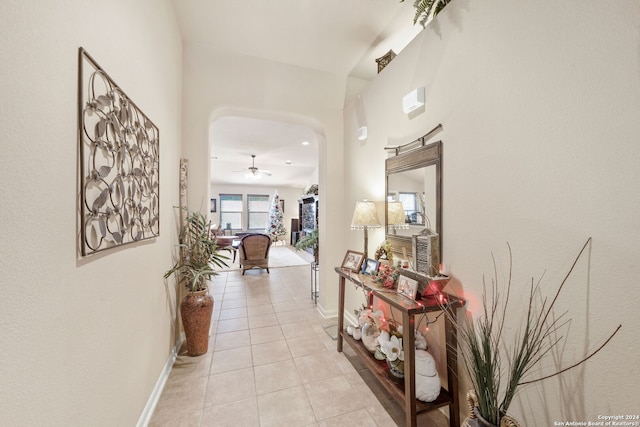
[149,263,450,427]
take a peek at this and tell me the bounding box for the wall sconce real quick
[351,200,381,258]
[387,201,409,234]
[402,87,425,114]
[357,126,368,141]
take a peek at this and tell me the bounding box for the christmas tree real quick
[265,191,287,241]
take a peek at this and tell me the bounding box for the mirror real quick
[385,139,442,263]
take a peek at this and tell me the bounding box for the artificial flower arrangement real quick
[375,323,406,378]
[374,320,441,401]
[374,263,400,289]
[350,304,442,401]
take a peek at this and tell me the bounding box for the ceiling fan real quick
[234,154,272,178]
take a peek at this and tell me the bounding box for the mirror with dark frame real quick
[385,138,442,268]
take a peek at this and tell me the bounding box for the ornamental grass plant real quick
[448,238,621,425]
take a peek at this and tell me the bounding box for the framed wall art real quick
[78,47,160,255]
[210,198,217,213]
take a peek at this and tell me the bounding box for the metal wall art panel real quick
[78,47,159,256]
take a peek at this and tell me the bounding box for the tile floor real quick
[149,260,450,427]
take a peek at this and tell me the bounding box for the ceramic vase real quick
[180,290,214,356]
[386,358,404,379]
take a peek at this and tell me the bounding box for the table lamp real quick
[387,201,409,234]
[351,200,381,258]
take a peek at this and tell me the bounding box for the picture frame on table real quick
[397,275,419,300]
[361,258,380,275]
[341,250,365,272]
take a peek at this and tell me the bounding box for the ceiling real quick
[209,116,320,189]
[172,0,423,188]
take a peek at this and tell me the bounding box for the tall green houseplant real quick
[164,209,229,356]
[164,210,228,292]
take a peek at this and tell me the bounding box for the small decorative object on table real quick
[341,250,365,272]
[357,307,383,353]
[422,274,451,298]
[414,349,441,402]
[361,258,380,275]
[374,240,394,266]
[378,330,405,379]
[397,275,419,300]
[374,264,400,289]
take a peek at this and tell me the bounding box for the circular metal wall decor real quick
[78,47,159,255]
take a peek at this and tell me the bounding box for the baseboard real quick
[136,333,184,427]
[315,302,337,319]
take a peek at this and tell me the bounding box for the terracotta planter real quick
[180,290,214,356]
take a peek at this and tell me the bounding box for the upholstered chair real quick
[210,223,223,238]
[238,233,271,275]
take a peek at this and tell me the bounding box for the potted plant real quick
[164,209,228,356]
[294,228,318,263]
[401,0,452,27]
[450,239,621,427]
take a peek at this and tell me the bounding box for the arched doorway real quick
[208,108,323,272]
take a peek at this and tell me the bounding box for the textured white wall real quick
[343,0,640,423]
[182,44,346,315]
[0,1,182,425]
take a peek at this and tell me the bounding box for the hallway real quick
[149,263,450,426]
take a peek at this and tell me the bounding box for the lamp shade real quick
[351,201,381,229]
[387,202,406,226]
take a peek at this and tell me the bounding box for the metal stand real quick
[310,261,319,303]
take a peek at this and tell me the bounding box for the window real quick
[398,192,421,224]
[387,192,423,224]
[219,194,243,230]
[247,194,270,230]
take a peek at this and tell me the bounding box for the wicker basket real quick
[461,391,522,427]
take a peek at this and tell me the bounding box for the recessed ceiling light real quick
[301,141,310,146]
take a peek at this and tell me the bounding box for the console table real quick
[335,267,465,427]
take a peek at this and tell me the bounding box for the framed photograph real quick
[210,198,217,213]
[361,258,380,275]
[341,250,365,272]
[397,275,419,300]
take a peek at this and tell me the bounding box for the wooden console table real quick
[335,267,465,427]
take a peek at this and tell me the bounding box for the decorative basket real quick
[461,390,522,427]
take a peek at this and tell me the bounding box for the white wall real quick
[343,0,640,423]
[182,44,346,315]
[0,1,182,425]
[210,184,305,238]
